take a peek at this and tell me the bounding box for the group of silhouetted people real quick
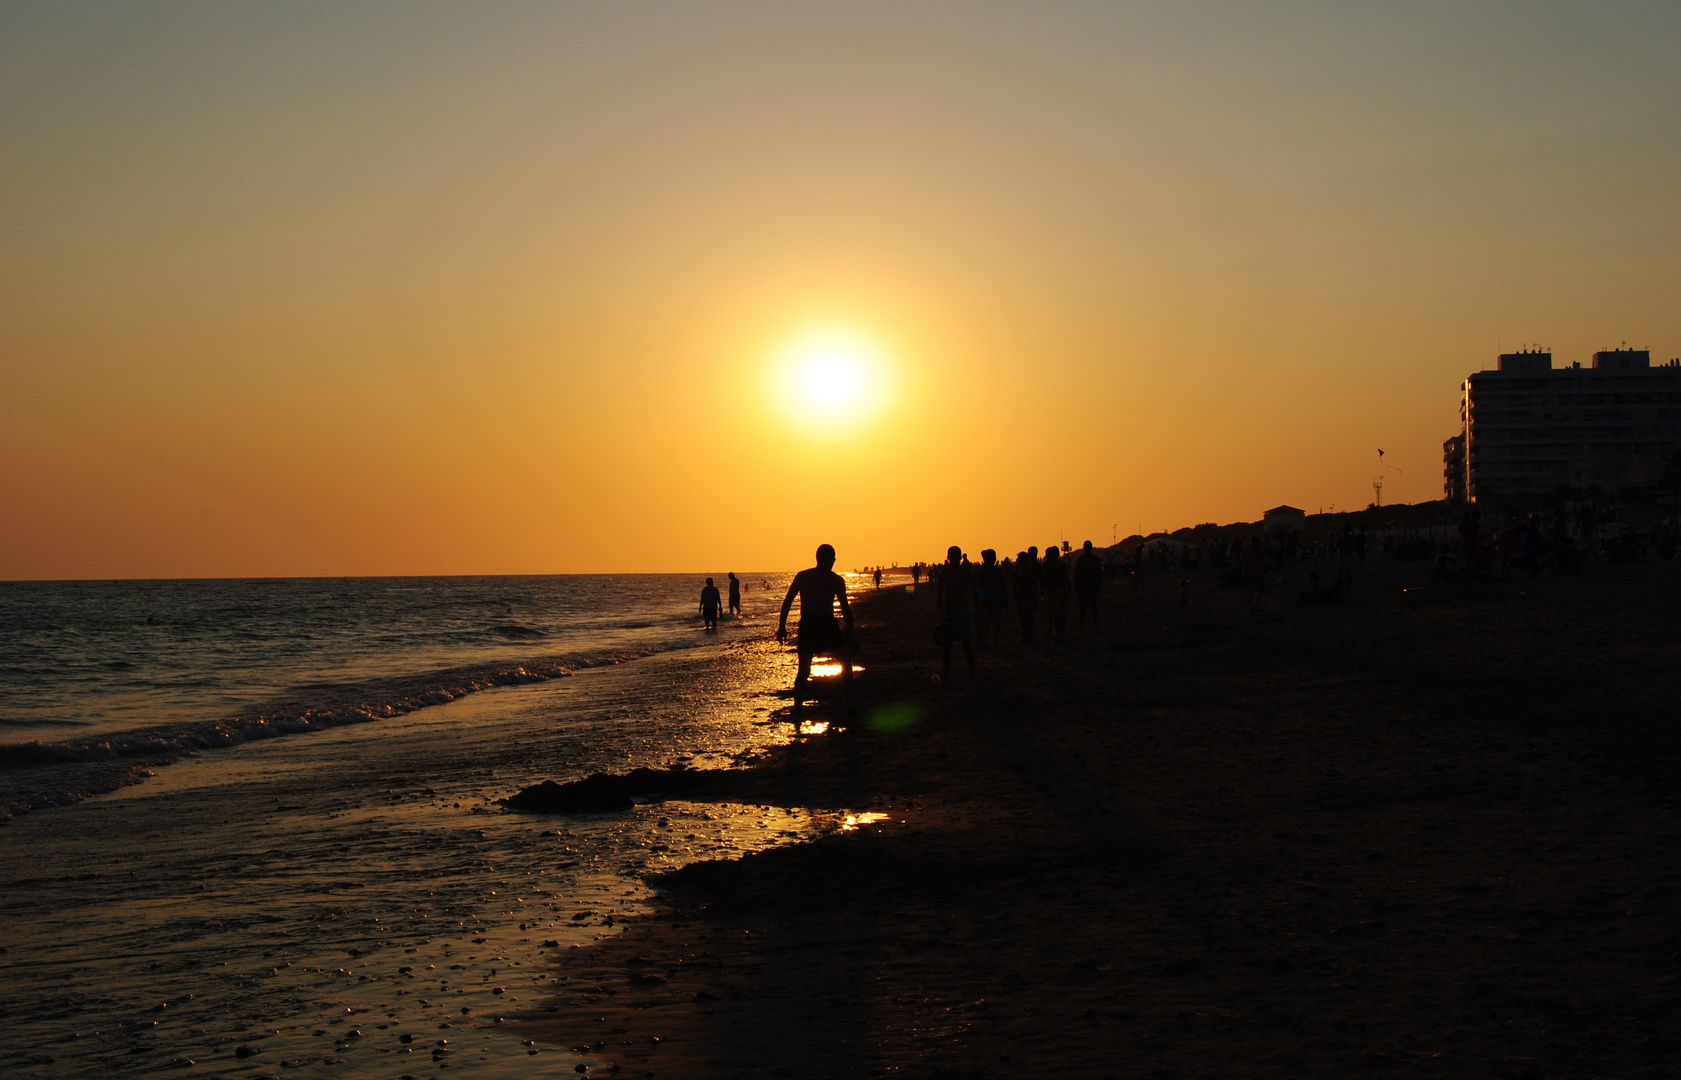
[698,571,743,630]
[930,540,1106,683]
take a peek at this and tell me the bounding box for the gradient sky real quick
[3,2,1678,577]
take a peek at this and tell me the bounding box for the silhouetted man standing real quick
[937,545,977,684]
[727,572,742,616]
[1073,539,1103,629]
[699,578,722,630]
[1014,546,1040,643]
[777,544,853,729]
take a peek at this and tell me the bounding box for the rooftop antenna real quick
[1372,475,1385,507]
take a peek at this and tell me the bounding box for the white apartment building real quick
[1456,348,1681,501]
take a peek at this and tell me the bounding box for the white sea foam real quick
[0,574,790,821]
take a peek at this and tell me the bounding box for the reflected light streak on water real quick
[0,638,880,1079]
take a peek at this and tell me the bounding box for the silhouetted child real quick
[1298,570,1342,605]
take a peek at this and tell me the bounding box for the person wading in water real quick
[776,544,854,731]
[699,577,723,630]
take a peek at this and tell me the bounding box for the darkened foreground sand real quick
[522,558,1681,1078]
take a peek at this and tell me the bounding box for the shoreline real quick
[0,630,812,1079]
[0,607,778,822]
[523,558,1681,1078]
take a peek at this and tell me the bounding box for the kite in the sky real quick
[1378,449,1403,474]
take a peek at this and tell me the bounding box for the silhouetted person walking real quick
[1014,546,1040,642]
[1241,537,1267,612]
[1042,544,1070,643]
[777,544,853,730]
[699,578,722,630]
[974,549,1006,646]
[727,572,741,616]
[937,545,977,684]
[1335,526,1358,593]
[1073,539,1102,629]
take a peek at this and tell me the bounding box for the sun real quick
[768,326,890,432]
[795,343,866,413]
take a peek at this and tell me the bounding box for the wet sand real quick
[526,558,1681,1078]
[0,632,826,1079]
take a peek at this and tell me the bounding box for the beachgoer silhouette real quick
[911,564,921,586]
[1014,547,1040,642]
[1041,544,1070,643]
[1241,536,1267,612]
[937,545,977,683]
[699,577,723,630]
[776,544,854,729]
[1073,539,1102,629]
[1335,526,1357,592]
[974,548,1006,647]
[873,567,882,589]
[727,572,741,616]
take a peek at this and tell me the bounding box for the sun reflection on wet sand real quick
[807,660,863,678]
[0,638,825,1079]
[839,812,890,831]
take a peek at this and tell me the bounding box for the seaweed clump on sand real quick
[502,766,721,814]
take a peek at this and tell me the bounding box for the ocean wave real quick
[490,623,547,639]
[0,716,92,729]
[0,642,685,822]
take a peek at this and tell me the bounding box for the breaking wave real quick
[0,644,675,822]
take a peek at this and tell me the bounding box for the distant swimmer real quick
[699,577,723,631]
[727,572,742,616]
[776,544,854,729]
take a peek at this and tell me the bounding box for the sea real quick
[0,574,862,1079]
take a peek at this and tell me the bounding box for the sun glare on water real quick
[769,327,891,433]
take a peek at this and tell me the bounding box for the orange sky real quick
[3,4,1679,577]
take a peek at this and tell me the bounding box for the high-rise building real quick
[1451,348,1681,501]
[1442,434,1466,502]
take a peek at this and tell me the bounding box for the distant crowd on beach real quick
[703,497,1678,727]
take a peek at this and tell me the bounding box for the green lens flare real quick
[865,703,923,733]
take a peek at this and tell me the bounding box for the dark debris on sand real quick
[504,767,730,814]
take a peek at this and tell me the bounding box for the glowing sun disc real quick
[796,348,866,414]
[769,327,889,431]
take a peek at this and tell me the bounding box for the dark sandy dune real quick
[514,557,1681,1078]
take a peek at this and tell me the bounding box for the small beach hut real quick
[1263,505,1307,533]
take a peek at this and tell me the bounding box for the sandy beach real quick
[523,557,1681,1078]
